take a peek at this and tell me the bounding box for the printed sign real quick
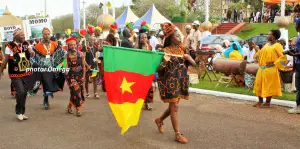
[0,25,21,42]
[28,18,51,39]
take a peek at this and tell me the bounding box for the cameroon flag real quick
[103,45,164,134]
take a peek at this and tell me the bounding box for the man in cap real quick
[33,27,65,110]
[0,28,35,121]
[192,20,202,52]
[149,28,159,51]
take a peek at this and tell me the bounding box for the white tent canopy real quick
[116,6,139,29]
[134,4,171,30]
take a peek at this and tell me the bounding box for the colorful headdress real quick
[66,37,77,44]
[79,29,87,38]
[42,27,50,34]
[13,28,24,37]
[162,23,176,38]
[95,24,104,32]
[125,21,134,29]
[140,21,150,30]
[87,24,95,35]
[65,29,71,36]
[110,22,118,31]
[71,32,79,38]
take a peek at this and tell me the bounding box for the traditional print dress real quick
[66,51,85,110]
[157,44,189,103]
[253,43,287,97]
[28,43,67,96]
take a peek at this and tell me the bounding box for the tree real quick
[52,14,74,33]
[132,0,174,19]
[244,0,263,11]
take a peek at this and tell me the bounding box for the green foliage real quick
[171,16,185,23]
[230,2,246,10]
[52,14,74,33]
[236,23,297,40]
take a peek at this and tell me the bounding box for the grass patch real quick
[236,23,297,40]
[190,72,296,101]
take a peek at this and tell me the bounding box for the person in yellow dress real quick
[252,30,287,108]
[223,42,244,60]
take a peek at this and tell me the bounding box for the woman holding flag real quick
[65,37,86,117]
[155,23,196,144]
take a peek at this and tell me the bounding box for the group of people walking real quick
[0,20,197,144]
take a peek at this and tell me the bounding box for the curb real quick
[189,88,295,108]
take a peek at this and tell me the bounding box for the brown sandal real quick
[76,110,82,117]
[175,132,188,144]
[155,118,164,133]
[260,103,271,108]
[253,102,262,107]
[66,106,72,114]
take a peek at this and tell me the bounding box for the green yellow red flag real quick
[103,45,164,134]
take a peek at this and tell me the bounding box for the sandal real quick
[145,104,152,111]
[86,94,90,98]
[66,106,72,114]
[175,132,188,144]
[94,93,100,99]
[76,111,82,117]
[253,102,262,107]
[260,103,271,108]
[154,118,164,133]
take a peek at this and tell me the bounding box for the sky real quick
[0,0,132,18]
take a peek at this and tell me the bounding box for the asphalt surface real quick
[0,72,300,149]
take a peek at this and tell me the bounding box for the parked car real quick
[245,34,268,49]
[201,34,242,50]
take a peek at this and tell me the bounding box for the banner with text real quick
[28,18,51,39]
[0,25,22,42]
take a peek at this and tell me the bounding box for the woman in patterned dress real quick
[65,37,86,117]
[154,23,196,144]
[135,32,154,111]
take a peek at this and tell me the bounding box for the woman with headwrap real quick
[252,30,287,108]
[134,32,153,110]
[125,22,137,45]
[30,27,67,110]
[121,28,134,48]
[65,37,86,117]
[154,23,196,144]
[109,22,120,46]
[223,42,244,60]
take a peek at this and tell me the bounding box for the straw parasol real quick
[0,7,23,27]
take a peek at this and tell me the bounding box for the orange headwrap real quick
[66,37,76,45]
[42,27,50,34]
[163,23,176,39]
[13,28,24,37]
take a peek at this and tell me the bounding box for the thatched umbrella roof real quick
[0,7,23,27]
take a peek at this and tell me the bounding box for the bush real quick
[171,16,185,23]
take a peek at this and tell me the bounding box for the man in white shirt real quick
[149,28,158,51]
[243,41,256,63]
[192,20,202,51]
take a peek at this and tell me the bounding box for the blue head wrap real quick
[295,17,300,25]
[223,41,244,58]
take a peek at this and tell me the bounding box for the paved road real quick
[0,72,300,149]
